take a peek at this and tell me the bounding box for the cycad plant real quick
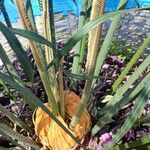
[0,0,150,150]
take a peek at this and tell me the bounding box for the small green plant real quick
[109,38,137,61]
[0,0,149,149]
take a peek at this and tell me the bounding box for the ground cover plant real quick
[0,0,150,149]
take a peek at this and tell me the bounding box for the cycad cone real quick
[33,91,91,150]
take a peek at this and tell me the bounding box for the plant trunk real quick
[70,0,105,129]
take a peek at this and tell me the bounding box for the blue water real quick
[0,0,150,23]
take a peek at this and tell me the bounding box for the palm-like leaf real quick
[0,44,18,80]
[101,54,150,114]
[47,6,148,69]
[0,22,34,82]
[15,0,59,114]
[111,137,150,150]
[92,0,128,87]
[92,72,150,135]
[103,81,150,150]
[0,130,26,150]
[0,71,80,145]
[0,123,41,149]
[71,0,88,77]
[0,104,34,135]
[112,35,150,92]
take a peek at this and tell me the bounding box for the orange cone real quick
[33,91,91,150]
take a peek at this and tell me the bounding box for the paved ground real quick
[0,10,150,66]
